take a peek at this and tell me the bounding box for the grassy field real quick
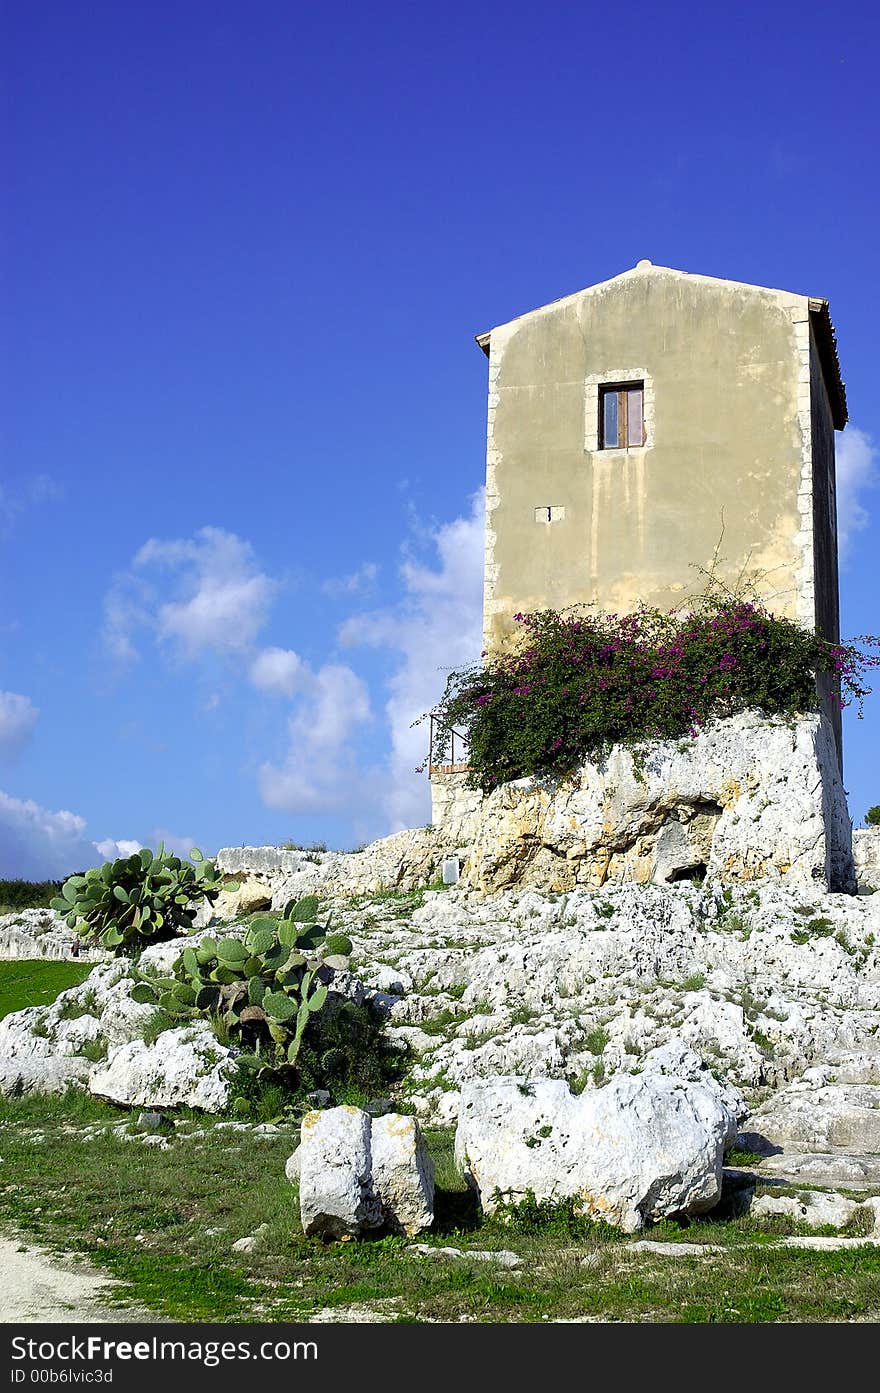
[1,955,879,1322]
[1,1089,879,1323]
[0,959,94,1019]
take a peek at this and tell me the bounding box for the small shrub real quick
[806,917,835,937]
[81,1037,108,1063]
[725,1147,765,1166]
[420,1009,460,1037]
[51,846,223,954]
[494,1190,623,1242]
[140,1009,177,1046]
[865,806,880,827]
[56,989,98,1021]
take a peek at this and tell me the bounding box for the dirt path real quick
[0,1235,151,1323]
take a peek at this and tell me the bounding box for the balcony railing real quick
[427,711,470,777]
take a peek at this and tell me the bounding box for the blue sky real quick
[1,0,878,878]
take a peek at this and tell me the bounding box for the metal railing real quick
[427,712,470,777]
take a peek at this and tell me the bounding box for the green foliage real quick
[51,846,222,954]
[0,879,64,913]
[133,895,351,1079]
[681,972,707,992]
[725,1147,765,1167]
[866,806,880,827]
[424,595,880,793]
[583,1025,609,1055]
[493,1190,623,1242]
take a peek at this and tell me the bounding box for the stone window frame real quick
[584,368,655,455]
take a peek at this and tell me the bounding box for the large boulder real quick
[88,1024,234,1111]
[454,1071,738,1231]
[295,1106,434,1239]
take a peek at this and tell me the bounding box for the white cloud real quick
[0,790,107,879]
[339,488,485,829]
[322,561,379,596]
[104,526,278,662]
[250,647,304,698]
[95,837,143,860]
[94,829,197,860]
[837,427,878,558]
[257,662,372,816]
[0,691,39,762]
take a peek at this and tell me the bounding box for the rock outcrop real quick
[0,908,106,963]
[432,711,854,894]
[88,1024,234,1111]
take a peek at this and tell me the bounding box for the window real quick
[599,382,645,449]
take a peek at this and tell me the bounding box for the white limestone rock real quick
[216,828,442,901]
[430,711,854,893]
[0,1055,93,1094]
[740,1082,880,1155]
[0,908,106,962]
[294,1106,434,1239]
[88,1024,234,1111]
[854,827,880,892]
[213,877,272,920]
[297,1106,381,1239]
[454,1072,737,1232]
[749,1191,880,1233]
[371,1112,435,1236]
[639,1039,748,1122]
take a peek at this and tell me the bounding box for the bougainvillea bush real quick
[426,597,879,793]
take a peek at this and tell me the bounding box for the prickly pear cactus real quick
[51,845,223,953]
[133,895,351,1077]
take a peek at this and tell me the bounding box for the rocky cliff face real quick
[431,711,854,894]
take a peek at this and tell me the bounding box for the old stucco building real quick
[477,260,847,752]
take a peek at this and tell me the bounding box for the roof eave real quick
[808,298,848,430]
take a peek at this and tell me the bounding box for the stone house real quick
[475,260,847,755]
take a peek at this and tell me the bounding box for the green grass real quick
[2,1093,880,1323]
[0,959,94,1020]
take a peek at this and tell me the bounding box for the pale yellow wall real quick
[482,264,829,654]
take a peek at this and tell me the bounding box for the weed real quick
[57,989,98,1021]
[725,1147,765,1167]
[141,1009,177,1046]
[494,1191,623,1242]
[680,973,706,993]
[420,1009,460,1037]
